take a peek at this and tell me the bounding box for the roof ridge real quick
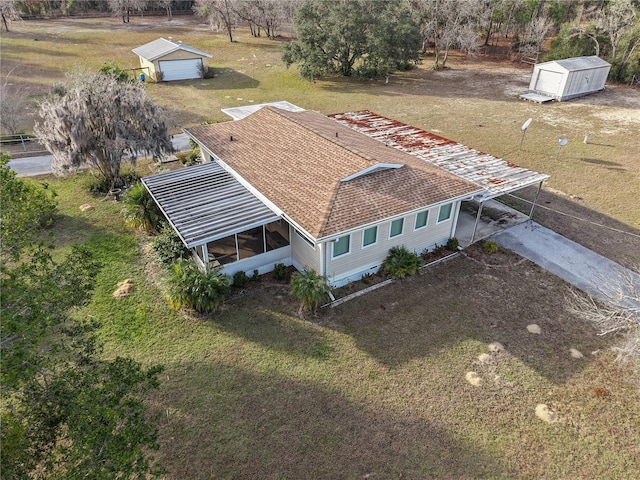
[264,107,384,165]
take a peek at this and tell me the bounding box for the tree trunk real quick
[484,19,493,46]
[442,46,450,68]
[1,13,9,32]
[226,23,233,42]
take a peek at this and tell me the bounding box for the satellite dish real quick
[558,136,568,146]
[521,118,533,131]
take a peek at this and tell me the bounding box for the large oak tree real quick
[282,0,420,80]
[34,70,172,189]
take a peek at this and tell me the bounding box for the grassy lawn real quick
[4,16,640,479]
[38,169,639,480]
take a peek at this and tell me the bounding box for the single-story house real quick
[132,37,212,81]
[143,104,548,287]
[521,55,611,102]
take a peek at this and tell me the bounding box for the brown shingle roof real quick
[185,107,482,239]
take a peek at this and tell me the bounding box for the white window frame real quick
[362,226,378,248]
[389,218,404,238]
[414,210,429,230]
[332,235,350,258]
[437,203,453,224]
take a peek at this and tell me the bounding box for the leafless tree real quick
[0,69,26,135]
[566,266,640,383]
[34,71,172,188]
[149,0,173,19]
[597,0,637,59]
[415,0,489,68]
[0,0,20,32]
[519,15,551,58]
[194,0,238,42]
[234,0,293,39]
[107,0,148,23]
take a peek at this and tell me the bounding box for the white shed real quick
[527,56,611,101]
[132,38,212,82]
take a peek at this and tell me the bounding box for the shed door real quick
[535,70,563,95]
[159,59,202,81]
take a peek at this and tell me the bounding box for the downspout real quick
[318,242,325,276]
[322,242,336,301]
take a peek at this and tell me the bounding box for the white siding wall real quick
[561,67,609,100]
[291,227,321,272]
[221,246,291,279]
[325,203,457,285]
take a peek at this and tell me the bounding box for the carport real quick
[329,111,549,244]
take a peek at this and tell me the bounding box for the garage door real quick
[159,59,202,81]
[534,70,563,95]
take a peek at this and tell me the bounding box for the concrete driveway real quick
[491,220,639,310]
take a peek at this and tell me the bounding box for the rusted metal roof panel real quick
[330,111,549,201]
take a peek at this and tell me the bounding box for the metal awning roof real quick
[142,162,280,248]
[330,111,549,202]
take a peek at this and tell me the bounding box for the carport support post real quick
[470,201,484,244]
[529,181,544,218]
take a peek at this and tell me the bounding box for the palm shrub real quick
[165,259,230,313]
[382,246,423,279]
[290,267,331,314]
[120,182,164,233]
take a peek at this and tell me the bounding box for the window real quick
[389,218,404,238]
[438,203,453,223]
[415,210,429,230]
[333,235,350,257]
[363,226,377,247]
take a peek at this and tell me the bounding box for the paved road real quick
[491,220,639,309]
[8,133,192,177]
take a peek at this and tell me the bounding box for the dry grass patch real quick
[133,246,640,479]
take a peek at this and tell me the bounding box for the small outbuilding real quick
[524,55,611,102]
[132,37,212,82]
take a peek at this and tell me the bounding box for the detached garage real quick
[132,37,212,82]
[526,56,611,102]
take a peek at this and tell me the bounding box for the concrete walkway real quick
[8,133,192,177]
[491,220,639,309]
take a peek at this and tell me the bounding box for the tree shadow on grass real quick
[192,67,259,90]
[327,253,610,384]
[210,286,333,360]
[153,362,515,480]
